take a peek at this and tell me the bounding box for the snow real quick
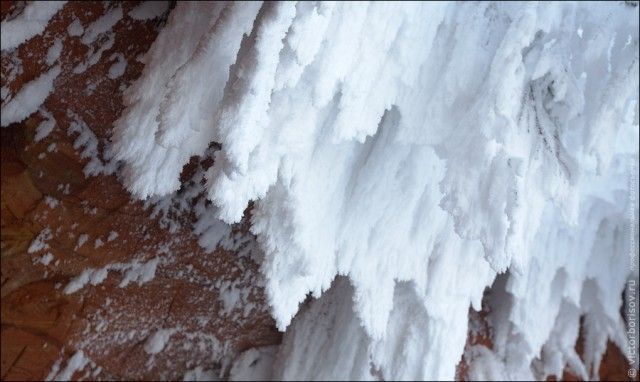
[39,253,54,266]
[107,53,127,79]
[80,6,122,45]
[183,366,219,381]
[63,257,160,294]
[112,2,258,198]
[72,6,123,74]
[46,350,90,381]
[1,53,23,103]
[0,1,66,51]
[44,196,59,208]
[109,1,640,380]
[144,328,175,354]
[28,227,52,253]
[76,233,89,249]
[1,65,60,127]
[34,109,56,141]
[67,111,117,176]
[465,345,509,381]
[128,1,170,21]
[45,38,63,66]
[219,282,243,315]
[118,256,159,287]
[229,347,278,381]
[67,18,84,37]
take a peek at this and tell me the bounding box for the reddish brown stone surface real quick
[1,2,280,380]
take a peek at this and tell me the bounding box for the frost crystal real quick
[113,2,639,380]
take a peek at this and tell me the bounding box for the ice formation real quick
[0,1,66,51]
[109,1,637,380]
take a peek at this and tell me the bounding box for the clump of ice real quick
[113,2,638,380]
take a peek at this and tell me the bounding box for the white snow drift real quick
[109,1,639,380]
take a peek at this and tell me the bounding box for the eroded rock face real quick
[1,2,279,380]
